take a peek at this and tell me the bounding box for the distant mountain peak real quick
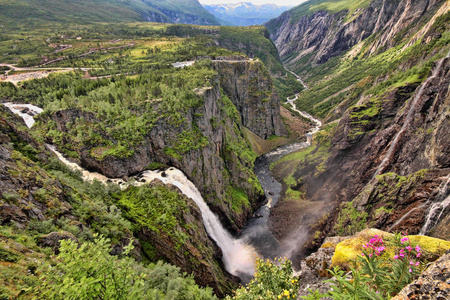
[203,2,293,26]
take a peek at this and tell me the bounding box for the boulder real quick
[392,251,450,300]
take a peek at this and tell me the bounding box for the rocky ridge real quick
[266,0,447,72]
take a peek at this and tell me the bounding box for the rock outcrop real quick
[392,251,450,300]
[213,59,287,139]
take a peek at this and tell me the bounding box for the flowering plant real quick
[319,233,424,299]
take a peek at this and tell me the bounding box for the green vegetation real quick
[36,236,216,300]
[118,185,190,246]
[288,0,372,22]
[334,201,369,236]
[0,0,218,29]
[227,258,299,300]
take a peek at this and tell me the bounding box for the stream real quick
[3,92,322,281]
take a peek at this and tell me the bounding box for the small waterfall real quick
[2,103,43,128]
[420,174,450,235]
[4,102,257,278]
[372,54,449,179]
[388,203,427,232]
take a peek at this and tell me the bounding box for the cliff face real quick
[41,61,288,232]
[266,0,446,71]
[266,0,450,258]
[213,59,287,139]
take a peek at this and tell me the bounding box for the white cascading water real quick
[2,103,43,128]
[139,169,257,276]
[420,174,450,235]
[372,53,449,179]
[3,102,257,277]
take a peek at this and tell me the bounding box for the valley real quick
[1,0,450,299]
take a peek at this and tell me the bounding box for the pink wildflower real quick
[406,246,412,251]
[369,254,373,258]
[410,261,414,265]
[394,255,399,259]
[361,253,365,256]
[415,245,421,252]
[417,252,421,258]
[401,237,409,244]
[409,268,412,273]
[415,261,420,266]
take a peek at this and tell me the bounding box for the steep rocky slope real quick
[212,59,287,139]
[266,0,450,261]
[267,0,447,73]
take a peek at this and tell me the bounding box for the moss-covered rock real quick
[331,229,450,269]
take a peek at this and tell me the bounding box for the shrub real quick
[228,257,299,299]
[307,233,424,299]
[36,235,216,299]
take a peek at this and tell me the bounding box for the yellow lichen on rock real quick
[331,228,450,269]
[407,235,450,260]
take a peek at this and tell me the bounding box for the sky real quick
[199,0,307,6]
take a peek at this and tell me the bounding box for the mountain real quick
[203,2,292,26]
[0,0,219,26]
[265,0,450,260]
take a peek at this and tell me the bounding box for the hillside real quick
[265,0,450,264]
[203,2,292,26]
[0,0,219,26]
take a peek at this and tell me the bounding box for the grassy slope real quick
[294,9,450,119]
[0,0,218,27]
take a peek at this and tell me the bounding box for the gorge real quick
[0,0,450,298]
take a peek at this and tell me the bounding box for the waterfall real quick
[2,103,43,128]
[372,54,449,178]
[420,174,450,235]
[139,169,257,277]
[3,102,257,278]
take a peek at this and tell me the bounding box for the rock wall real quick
[267,0,445,70]
[213,59,287,139]
[300,53,450,244]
